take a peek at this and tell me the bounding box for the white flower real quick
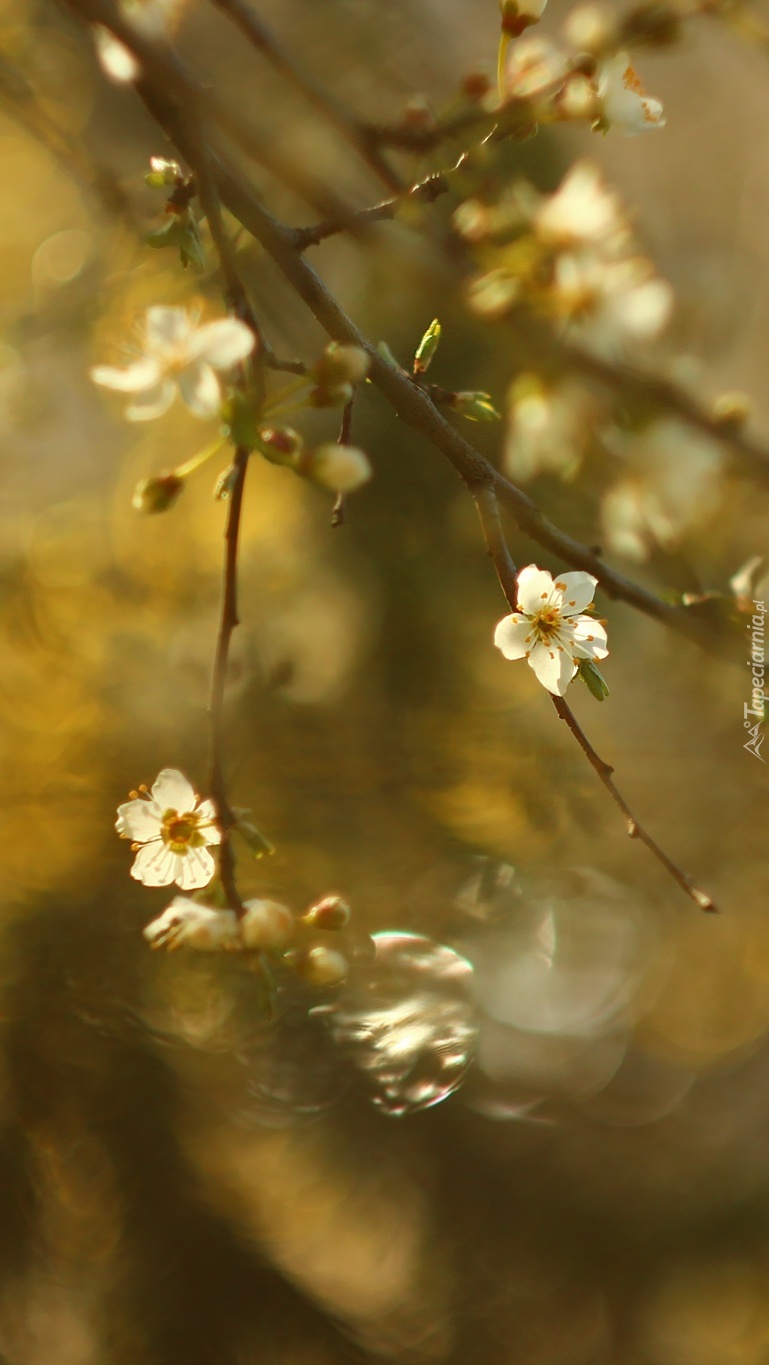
[504,34,569,100]
[116,768,221,890]
[143,898,241,951]
[240,899,294,951]
[550,252,672,354]
[596,52,665,133]
[309,443,372,493]
[494,564,608,695]
[534,162,628,254]
[91,306,254,421]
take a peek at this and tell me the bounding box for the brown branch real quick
[331,398,354,528]
[208,0,405,193]
[473,487,718,913]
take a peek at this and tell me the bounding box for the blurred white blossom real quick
[91,306,254,421]
[116,768,221,890]
[505,374,600,480]
[494,565,608,695]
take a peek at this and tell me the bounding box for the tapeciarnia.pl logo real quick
[744,599,766,762]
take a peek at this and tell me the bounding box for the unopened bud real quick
[258,425,303,466]
[449,390,501,422]
[402,97,435,130]
[711,390,751,430]
[461,70,493,101]
[132,471,184,513]
[313,344,370,387]
[500,0,547,37]
[286,945,349,988]
[301,895,351,931]
[309,381,355,409]
[307,443,372,493]
[414,319,442,375]
[240,898,294,952]
[576,659,610,700]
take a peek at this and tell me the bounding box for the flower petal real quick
[116,798,162,842]
[90,359,161,392]
[178,362,221,418]
[150,768,197,814]
[552,571,598,617]
[528,641,577,695]
[493,614,534,660]
[176,845,216,891]
[125,380,175,421]
[516,564,556,613]
[145,306,191,354]
[131,841,177,887]
[571,615,609,660]
[188,319,255,369]
[194,798,222,843]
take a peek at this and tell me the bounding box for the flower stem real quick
[175,434,229,479]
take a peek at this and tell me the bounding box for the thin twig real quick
[208,0,404,193]
[551,693,717,913]
[291,171,451,251]
[331,399,354,528]
[473,487,718,913]
[208,446,249,916]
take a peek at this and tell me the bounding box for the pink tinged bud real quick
[258,425,303,465]
[301,895,351,931]
[240,899,295,952]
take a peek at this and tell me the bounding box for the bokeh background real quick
[2,0,769,1361]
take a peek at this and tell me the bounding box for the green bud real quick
[576,659,610,701]
[376,340,402,370]
[413,319,442,375]
[233,811,275,859]
[449,390,501,421]
[301,895,351,931]
[132,471,184,513]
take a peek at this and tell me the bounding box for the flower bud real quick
[286,946,349,988]
[240,898,294,952]
[313,344,370,387]
[500,0,547,37]
[307,443,372,493]
[449,391,501,422]
[257,425,303,466]
[301,895,351,931]
[563,2,617,54]
[414,319,442,375]
[619,1,682,47]
[132,471,185,514]
[576,658,610,700]
[308,381,355,409]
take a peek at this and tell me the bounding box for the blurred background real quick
[1,0,769,1361]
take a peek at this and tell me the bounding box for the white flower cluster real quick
[463,161,672,359]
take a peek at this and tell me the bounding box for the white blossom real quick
[143,898,241,951]
[534,162,628,254]
[494,565,608,695]
[505,375,598,481]
[116,768,221,890]
[504,34,569,100]
[596,52,665,133]
[550,252,672,354]
[91,306,254,421]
